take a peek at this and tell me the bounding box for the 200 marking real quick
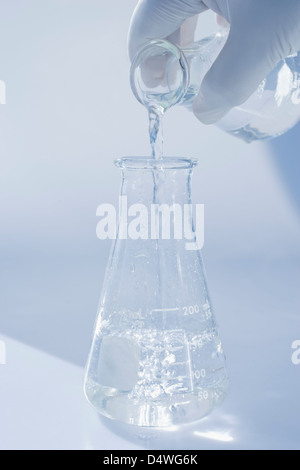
[183,304,200,316]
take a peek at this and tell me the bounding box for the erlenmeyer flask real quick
[84,157,229,427]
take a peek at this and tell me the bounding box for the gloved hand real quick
[128,0,300,124]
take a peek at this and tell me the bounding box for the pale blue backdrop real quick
[0,0,299,449]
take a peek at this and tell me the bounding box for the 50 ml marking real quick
[198,390,209,400]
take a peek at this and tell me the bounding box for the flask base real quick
[84,379,228,427]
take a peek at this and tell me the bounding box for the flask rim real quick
[130,39,190,109]
[114,157,198,170]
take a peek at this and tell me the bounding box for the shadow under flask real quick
[84,157,229,427]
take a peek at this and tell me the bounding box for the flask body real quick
[182,30,300,142]
[84,157,229,426]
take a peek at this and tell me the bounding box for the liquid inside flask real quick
[84,157,229,427]
[130,29,300,142]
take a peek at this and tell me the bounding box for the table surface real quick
[0,329,299,450]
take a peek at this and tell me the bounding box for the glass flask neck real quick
[115,157,197,207]
[130,40,190,111]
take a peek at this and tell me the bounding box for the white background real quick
[0,0,299,449]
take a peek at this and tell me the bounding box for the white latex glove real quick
[128,0,300,124]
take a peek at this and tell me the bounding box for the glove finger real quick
[141,16,199,89]
[128,0,207,60]
[167,15,200,48]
